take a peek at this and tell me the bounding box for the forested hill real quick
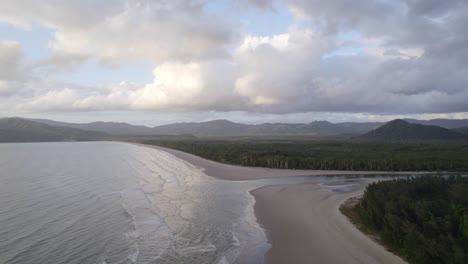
[0,118,108,142]
[358,176,467,264]
[361,119,467,140]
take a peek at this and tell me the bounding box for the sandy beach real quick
[137,143,407,263]
[252,183,406,264]
[139,144,415,180]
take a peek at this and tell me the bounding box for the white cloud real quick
[0,0,238,65]
[0,41,32,97]
[125,61,239,111]
[0,0,125,29]
[234,28,325,106]
[17,61,240,112]
[1,0,468,120]
[131,62,235,110]
[0,41,28,81]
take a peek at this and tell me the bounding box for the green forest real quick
[140,138,468,171]
[358,176,468,263]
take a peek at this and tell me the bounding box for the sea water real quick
[0,142,391,264]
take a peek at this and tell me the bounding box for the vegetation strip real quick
[140,139,468,171]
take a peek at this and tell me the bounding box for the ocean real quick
[0,142,371,264]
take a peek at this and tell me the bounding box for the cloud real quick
[0,0,125,29]
[234,28,326,106]
[0,0,239,65]
[0,41,28,81]
[403,0,465,16]
[237,0,276,10]
[130,61,240,111]
[75,61,241,112]
[0,0,467,118]
[31,54,90,75]
[0,41,31,96]
[11,61,240,113]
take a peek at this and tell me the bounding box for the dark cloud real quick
[403,0,465,16]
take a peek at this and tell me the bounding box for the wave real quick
[120,193,141,264]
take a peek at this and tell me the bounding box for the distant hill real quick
[5,117,468,140]
[361,119,467,140]
[0,118,108,142]
[31,118,382,137]
[127,119,383,136]
[151,119,250,136]
[32,118,156,135]
[405,118,468,129]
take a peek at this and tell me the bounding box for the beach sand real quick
[252,183,406,264]
[139,144,413,180]
[137,143,407,263]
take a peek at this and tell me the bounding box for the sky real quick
[0,0,467,126]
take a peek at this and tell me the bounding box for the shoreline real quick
[134,142,424,181]
[133,142,411,263]
[339,196,401,257]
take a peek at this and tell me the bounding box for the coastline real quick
[135,142,409,263]
[135,143,420,181]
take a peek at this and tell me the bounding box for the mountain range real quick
[32,118,156,135]
[1,117,468,142]
[0,118,107,142]
[29,117,468,137]
[32,118,383,136]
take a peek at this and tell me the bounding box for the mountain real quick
[31,118,382,136]
[32,118,156,135]
[0,118,108,142]
[307,121,382,135]
[361,119,467,140]
[151,119,250,136]
[405,118,468,129]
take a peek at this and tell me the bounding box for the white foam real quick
[127,248,139,263]
[178,241,217,255]
[231,228,240,247]
[217,256,229,264]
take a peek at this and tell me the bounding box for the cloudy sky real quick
[1,0,467,125]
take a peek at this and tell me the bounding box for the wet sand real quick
[251,183,406,264]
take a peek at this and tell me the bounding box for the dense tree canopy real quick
[358,176,468,264]
[141,139,468,171]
